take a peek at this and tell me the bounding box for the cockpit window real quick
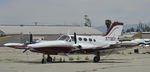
[57,35,70,41]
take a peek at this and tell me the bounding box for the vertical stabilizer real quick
[104,22,123,41]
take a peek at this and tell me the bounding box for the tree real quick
[126,29,131,32]
[105,19,112,31]
[130,27,135,32]
[84,15,92,27]
[136,28,141,32]
[145,25,150,32]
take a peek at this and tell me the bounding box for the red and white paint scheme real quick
[4,43,26,48]
[4,22,124,64]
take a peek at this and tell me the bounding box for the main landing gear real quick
[93,52,100,62]
[41,54,52,64]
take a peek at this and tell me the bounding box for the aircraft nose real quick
[4,43,9,46]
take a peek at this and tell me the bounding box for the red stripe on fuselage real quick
[30,46,73,54]
[30,46,103,54]
[7,45,27,48]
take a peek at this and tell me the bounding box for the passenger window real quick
[84,38,87,41]
[89,38,92,42]
[79,37,82,41]
[93,39,96,42]
[69,40,71,42]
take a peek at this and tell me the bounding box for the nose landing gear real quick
[47,54,52,62]
[41,54,52,64]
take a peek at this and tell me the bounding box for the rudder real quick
[104,22,123,41]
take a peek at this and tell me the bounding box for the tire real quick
[41,59,46,64]
[93,56,100,62]
[47,57,52,63]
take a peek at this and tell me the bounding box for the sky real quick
[0,0,150,27]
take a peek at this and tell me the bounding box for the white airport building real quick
[0,25,101,35]
[0,25,102,45]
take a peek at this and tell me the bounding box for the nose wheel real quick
[47,54,52,63]
[93,52,100,62]
[41,54,52,64]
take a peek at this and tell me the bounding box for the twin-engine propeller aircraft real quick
[4,22,123,64]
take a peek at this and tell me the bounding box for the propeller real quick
[74,32,77,44]
[29,32,33,44]
[73,32,82,49]
[23,32,33,53]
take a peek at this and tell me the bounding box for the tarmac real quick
[0,47,150,72]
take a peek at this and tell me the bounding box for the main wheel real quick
[93,56,100,62]
[47,57,52,63]
[41,58,46,64]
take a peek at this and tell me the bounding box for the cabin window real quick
[93,39,96,42]
[84,38,87,41]
[71,36,74,41]
[69,40,71,42]
[79,37,82,41]
[89,38,92,42]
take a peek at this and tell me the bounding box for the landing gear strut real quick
[41,54,52,64]
[47,54,52,63]
[41,54,47,64]
[93,52,100,62]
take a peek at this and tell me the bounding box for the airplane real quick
[4,21,124,64]
[120,38,150,48]
[120,39,145,47]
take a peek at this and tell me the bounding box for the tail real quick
[104,22,123,41]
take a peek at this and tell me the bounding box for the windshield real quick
[57,35,70,41]
[71,36,74,41]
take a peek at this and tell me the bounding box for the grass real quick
[85,56,89,60]
[69,57,74,61]
[120,32,142,41]
[0,36,10,42]
[132,32,142,39]
[5,58,18,62]
[76,56,81,61]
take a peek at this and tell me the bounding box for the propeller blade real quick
[23,48,30,53]
[74,32,77,44]
[29,32,33,44]
[23,47,31,53]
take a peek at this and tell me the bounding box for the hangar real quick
[142,32,150,39]
[0,25,101,35]
[0,25,102,45]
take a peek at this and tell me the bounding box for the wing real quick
[3,43,27,49]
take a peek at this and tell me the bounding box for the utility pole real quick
[84,15,92,27]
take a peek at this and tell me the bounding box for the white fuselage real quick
[27,34,119,54]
